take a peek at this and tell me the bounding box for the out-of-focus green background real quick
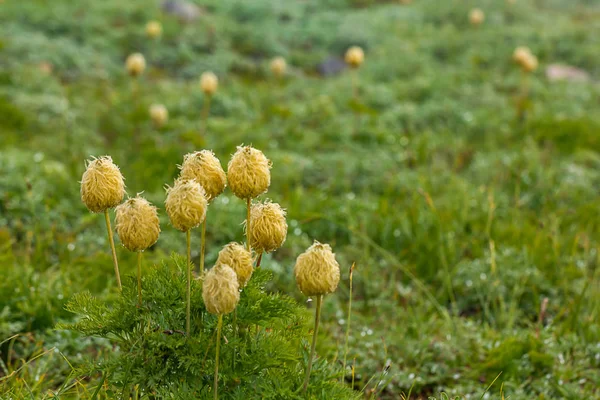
[1,0,600,398]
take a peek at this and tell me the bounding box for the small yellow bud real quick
[215,242,253,288]
[200,71,218,95]
[513,46,532,65]
[248,201,287,254]
[344,46,364,69]
[145,21,162,39]
[125,53,146,77]
[81,156,125,213]
[115,196,160,252]
[149,104,168,128]
[179,150,227,202]
[203,264,240,315]
[294,241,340,297]
[469,8,485,26]
[227,146,271,200]
[521,53,538,73]
[164,178,207,232]
[270,57,287,78]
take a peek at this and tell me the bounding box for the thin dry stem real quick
[104,210,122,290]
[186,229,192,334]
[302,295,322,393]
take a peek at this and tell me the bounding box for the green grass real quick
[1,0,600,398]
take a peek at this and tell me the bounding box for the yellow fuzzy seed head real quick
[344,46,364,69]
[294,241,340,297]
[149,104,168,127]
[270,57,287,78]
[179,150,227,202]
[469,8,485,26]
[216,242,253,287]
[200,71,218,95]
[248,201,287,254]
[164,178,207,232]
[125,53,146,77]
[115,196,160,252]
[513,46,531,65]
[81,156,125,213]
[146,21,162,39]
[227,146,271,199]
[521,53,538,73]
[202,264,240,315]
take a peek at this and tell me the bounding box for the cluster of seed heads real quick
[81,144,340,317]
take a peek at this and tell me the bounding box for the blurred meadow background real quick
[1,0,600,398]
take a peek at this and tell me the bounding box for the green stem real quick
[137,251,142,307]
[201,94,212,134]
[214,314,223,400]
[246,198,251,251]
[232,309,237,370]
[342,264,355,382]
[186,229,192,335]
[200,217,207,274]
[302,295,322,393]
[104,210,121,290]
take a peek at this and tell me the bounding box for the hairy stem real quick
[302,295,322,393]
[200,216,207,274]
[342,263,355,382]
[201,94,212,134]
[214,314,223,400]
[137,251,142,307]
[186,229,191,335]
[104,210,121,290]
[246,198,251,251]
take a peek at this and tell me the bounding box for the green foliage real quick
[61,258,357,399]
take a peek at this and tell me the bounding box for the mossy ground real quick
[1,0,600,398]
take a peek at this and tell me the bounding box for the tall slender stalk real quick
[200,217,207,274]
[201,94,212,134]
[214,314,223,400]
[342,263,355,382]
[302,295,322,393]
[137,251,142,307]
[104,210,122,290]
[186,229,192,334]
[246,198,251,251]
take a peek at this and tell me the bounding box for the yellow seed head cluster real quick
[164,178,207,231]
[149,104,168,127]
[513,46,531,64]
[203,264,240,315]
[344,46,364,69]
[294,241,340,296]
[469,8,485,26]
[145,21,163,39]
[227,146,271,199]
[270,57,287,78]
[81,156,125,213]
[179,150,227,202]
[513,47,538,73]
[248,201,287,254]
[115,196,160,252]
[522,54,538,73]
[200,71,218,95]
[125,53,146,77]
[216,242,253,287]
